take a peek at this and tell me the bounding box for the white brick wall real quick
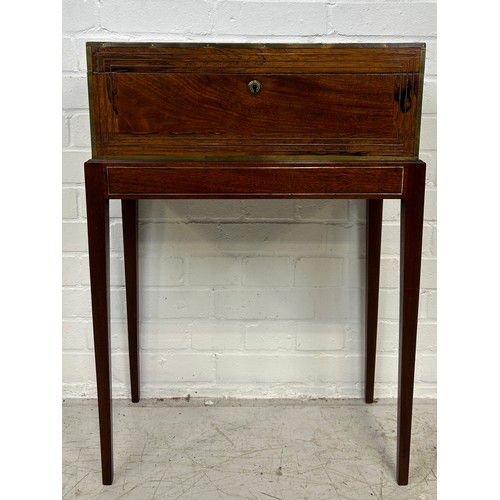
[62,0,437,399]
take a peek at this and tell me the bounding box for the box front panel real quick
[88,44,424,159]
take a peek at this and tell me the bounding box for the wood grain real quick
[88,43,424,158]
[100,161,410,198]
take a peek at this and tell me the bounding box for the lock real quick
[247,80,262,95]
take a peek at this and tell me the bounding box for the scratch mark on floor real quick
[202,470,227,498]
[62,471,90,499]
[151,470,167,498]
[114,482,147,500]
[314,450,342,499]
[213,424,236,447]
[172,471,204,500]
[261,492,283,500]
[276,448,284,477]
[357,467,381,499]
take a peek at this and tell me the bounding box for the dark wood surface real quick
[84,162,113,485]
[84,43,426,486]
[365,199,383,404]
[397,162,426,485]
[88,43,424,158]
[103,161,407,198]
[121,200,139,403]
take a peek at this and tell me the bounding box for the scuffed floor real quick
[62,398,436,499]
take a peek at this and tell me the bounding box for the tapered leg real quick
[397,162,426,485]
[122,200,140,403]
[85,162,113,485]
[365,199,383,404]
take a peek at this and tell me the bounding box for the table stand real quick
[84,42,426,486]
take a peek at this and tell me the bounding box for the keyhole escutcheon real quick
[247,80,262,95]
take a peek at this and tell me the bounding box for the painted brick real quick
[62,37,79,72]
[62,222,88,252]
[62,75,88,109]
[294,257,343,287]
[420,115,437,151]
[191,322,245,350]
[313,355,398,385]
[62,151,88,183]
[242,257,291,286]
[138,222,221,256]
[139,321,192,350]
[379,258,399,288]
[382,199,400,222]
[347,200,365,223]
[326,225,364,257]
[62,188,78,219]
[74,36,93,72]
[420,259,437,289]
[422,77,437,114]
[376,322,399,353]
[189,200,241,220]
[418,354,437,383]
[429,225,437,257]
[69,113,91,148]
[242,200,295,221]
[215,2,328,36]
[107,352,216,387]
[63,0,96,32]
[215,354,318,384]
[189,257,240,286]
[296,322,344,351]
[218,223,325,254]
[109,289,127,320]
[425,41,437,76]
[139,353,216,384]
[374,355,399,383]
[424,188,437,221]
[62,319,91,350]
[244,321,296,350]
[62,255,86,286]
[74,187,86,218]
[99,0,212,34]
[296,200,348,222]
[424,291,437,319]
[330,3,436,37]
[109,221,123,253]
[62,288,91,318]
[62,353,96,385]
[346,257,365,288]
[216,354,378,384]
[140,254,184,286]
[379,224,399,255]
[416,322,437,352]
[420,150,437,186]
[215,290,314,320]
[315,288,364,321]
[378,290,400,321]
[138,200,190,221]
[345,320,399,353]
[142,289,212,319]
[62,114,70,148]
